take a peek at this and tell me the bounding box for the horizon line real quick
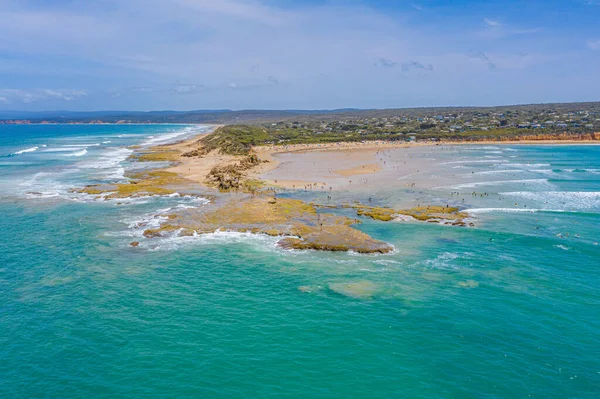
[2,100,600,115]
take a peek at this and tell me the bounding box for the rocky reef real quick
[141,196,394,254]
[77,170,195,198]
[328,281,379,299]
[128,149,181,162]
[316,203,472,226]
[204,154,264,191]
[73,128,473,253]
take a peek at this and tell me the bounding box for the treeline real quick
[196,125,598,156]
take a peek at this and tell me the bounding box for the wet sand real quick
[156,128,599,192]
[258,145,448,191]
[255,140,599,191]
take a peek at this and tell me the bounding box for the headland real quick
[77,125,491,253]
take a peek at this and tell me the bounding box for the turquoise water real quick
[1,125,599,398]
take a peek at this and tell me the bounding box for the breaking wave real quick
[141,126,208,147]
[63,149,88,157]
[12,147,39,155]
[464,208,566,214]
[501,191,600,211]
[435,179,553,190]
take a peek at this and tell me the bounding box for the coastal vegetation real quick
[3,102,599,134]
[3,103,598,145]
[194,125,270,155]
[180,121,598,158]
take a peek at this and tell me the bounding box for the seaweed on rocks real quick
[141,197,394,254]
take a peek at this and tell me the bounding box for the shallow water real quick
[1,126,599,398]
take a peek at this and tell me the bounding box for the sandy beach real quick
[156,127,599,192]
[253,140,597,191]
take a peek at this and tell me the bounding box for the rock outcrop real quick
[142,197,394,254]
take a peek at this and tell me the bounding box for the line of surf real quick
[11,146,39,155]
[434,178,552,190]
[464,208,566,214]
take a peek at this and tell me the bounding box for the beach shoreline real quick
[72,124,600,253]
[157,127,599,191]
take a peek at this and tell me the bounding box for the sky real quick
[0,0,598,111]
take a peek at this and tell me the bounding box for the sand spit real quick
[115,126,600,193]
[74,126,494,253]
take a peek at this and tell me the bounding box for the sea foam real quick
[443,159,508,165]
[141,126,207,147]
[464,207,565,214]
[435,179,553,190]
[501,191,600,210]
[145,230,282,252]
[76,147,133,180]
[63,149,88,157]
[13,147,39,155]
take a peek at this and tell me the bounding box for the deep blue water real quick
[1,125,599,398]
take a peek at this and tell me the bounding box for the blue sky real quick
[0,0,598,110]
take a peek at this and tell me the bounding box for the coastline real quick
[5,126,600,399]
[79,125,474,253]
[162,130,600,191]
[29,123,600,253]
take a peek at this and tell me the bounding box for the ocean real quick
[1,124,599,398]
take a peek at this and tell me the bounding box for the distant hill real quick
[0,109,337,123]
[0,109,229,121]
[0,102,598,124]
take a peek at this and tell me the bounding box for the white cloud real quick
[173,0,289,26]
[0,0,596,109]
[170,83,206,94]
[0,89,87,103]
[42,89,87,101]
[587,39,600,50]
[0,0,409,83]
[480,17,540,39]
[484,18,502,27]
[0,0,541,83]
